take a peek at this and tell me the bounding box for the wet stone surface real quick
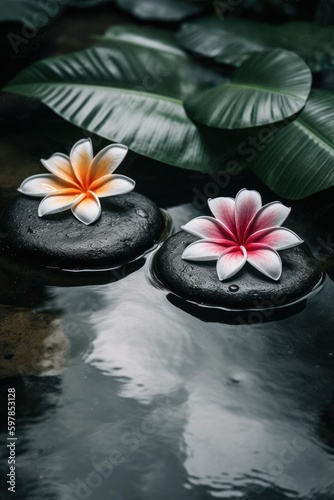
[0,192,166,270]
[155,231,323,309]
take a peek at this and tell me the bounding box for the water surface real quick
[1,196,334,500]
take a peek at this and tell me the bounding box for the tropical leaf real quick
[0,0,65,28]
[0,0,111,27]
[250,90,334,199]
[178,17,334,72]
[184,50,312,129]
[95,25,227,90]
[3,43,237,171]
[179,17,270,66]
[94,25,185,57]
[115,0,205,22]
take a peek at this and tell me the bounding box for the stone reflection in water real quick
[85,270,334,499]
[0,304,69,378]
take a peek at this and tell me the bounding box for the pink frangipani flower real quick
[18,138,135,225]
[181,189,303,281]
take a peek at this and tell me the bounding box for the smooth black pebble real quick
[0,193,166,270]
[154,232,323,309]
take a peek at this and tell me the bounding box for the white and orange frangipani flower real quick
[18,138,135,225]
[181,189,303,281]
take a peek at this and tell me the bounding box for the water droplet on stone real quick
[228,284,239,292]
[66,230,81,238]
[136,209,148,219]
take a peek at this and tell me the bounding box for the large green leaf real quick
[115,0,204,22]
[0,0,66,28]
[250,90,334,199]
[179,17,271,66]
[3,43,236,171]
[178,17,334,72]
[95,25,226,92]
[94,25,185,57]
[0,0,109,26]
[184,50,312,129]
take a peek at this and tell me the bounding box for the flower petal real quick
[235,189,262,242]
[208,197,236,235]
[246,201,291,237]
[181,216,236,243]
[216,245,247,281]
[90,174,135,198]
[70,138,93,188]
[88,144,128,184]
[18,174,74,197]
[246,243,282,281]
[71,191,101,225]
[41,153,77,186]
[247,227,303,250]
[182,240,227,261]
[38,192,85,217]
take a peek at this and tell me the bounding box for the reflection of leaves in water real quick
[19,448,39,467]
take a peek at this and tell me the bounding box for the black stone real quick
[154,232,323,309]
[0,193,166,270]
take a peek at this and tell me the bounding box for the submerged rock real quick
[0,193,165,270]
[0,305,69,379]
[155,232,323,309]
